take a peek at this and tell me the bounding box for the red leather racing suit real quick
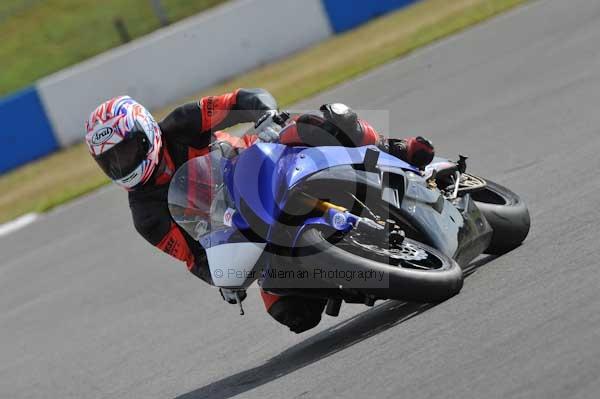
[128,88,381,333]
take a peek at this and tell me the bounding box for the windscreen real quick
[167,150,234,245]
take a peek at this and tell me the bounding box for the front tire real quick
[471,180,531,255]
[297,228,463,303]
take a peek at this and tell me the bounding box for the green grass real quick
[0,0,528,223]
[0,0,228,96]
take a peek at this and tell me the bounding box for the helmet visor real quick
[94,125,150,180]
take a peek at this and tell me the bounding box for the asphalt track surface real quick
[2,0,600,397]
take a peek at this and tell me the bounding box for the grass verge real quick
[0,0,528,224]
[0,0,229,96]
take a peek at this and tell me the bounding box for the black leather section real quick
[237,88,278,112]
[128,183,171,245]
[160,102,209,148]
[296,113,342,146]
[267,296,327,333]
[320,104,359,137]
[129,183,212,283]
[296,106,364,147]
[384,138,409,162]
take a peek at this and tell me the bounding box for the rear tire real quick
[471,180,531,255]
[297,228,463,303]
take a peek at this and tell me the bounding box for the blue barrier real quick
[322,0,421,33]
[0,86,58,173]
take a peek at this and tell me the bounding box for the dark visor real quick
[94,125,150,180]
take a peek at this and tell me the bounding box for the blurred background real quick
[0,0,228,97]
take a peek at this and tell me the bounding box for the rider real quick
[85,89,435,333]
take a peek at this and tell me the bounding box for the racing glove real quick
[254,110,283,143]
[220,288,247,304]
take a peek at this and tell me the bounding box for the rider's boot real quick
[260,290,327,334]
[379,136,435,170]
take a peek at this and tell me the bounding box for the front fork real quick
[290,195,404,251]
[290,198,358,248]
[289,196,403,316]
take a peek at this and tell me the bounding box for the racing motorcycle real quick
[167,116,530,316]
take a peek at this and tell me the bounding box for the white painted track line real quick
[0,213,39,237]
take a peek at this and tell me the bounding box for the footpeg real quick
[457,155,468,173]
[325,298,342,317]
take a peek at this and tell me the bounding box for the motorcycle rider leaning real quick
[85,88,434,333]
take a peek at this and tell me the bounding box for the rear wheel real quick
[470,180,531,254]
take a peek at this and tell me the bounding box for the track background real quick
[2,0,600,397]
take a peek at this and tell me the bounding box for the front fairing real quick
[167,150,266,288]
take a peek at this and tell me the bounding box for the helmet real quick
[85,96,162,189]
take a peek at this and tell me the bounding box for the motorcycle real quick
[167,119,531,316]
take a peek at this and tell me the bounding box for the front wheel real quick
[297,228,463,303]
[470,180,531,255]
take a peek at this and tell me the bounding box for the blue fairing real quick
[225,144,287,225]
[282,145,418,188]
[225,143,418,227]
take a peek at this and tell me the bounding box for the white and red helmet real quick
[85,96,162,189]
